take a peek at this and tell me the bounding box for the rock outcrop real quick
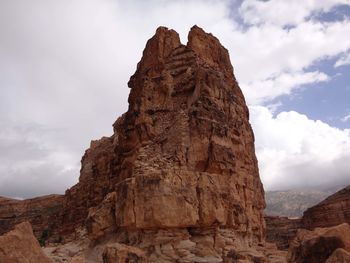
[326,248,350,263]
[0,195,64,241]
[83,25,265,261]
[0,221,53,263]
[265,216,302,250]
[287,223,350,263]
[0,26,267,262]
[303,185,350,230]
[102,243,147,263]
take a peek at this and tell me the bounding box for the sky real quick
[0,0,350,198]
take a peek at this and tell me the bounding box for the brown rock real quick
[303,185,350,230]
[60,136,118,240]
[0,221,53,263]
[102,243,147,263]
[326,248,350,263]
[86,192,117,240]
[287,223,350,263]
[265,215,302,250]
[110,24,265,238]
[0,25,267,262]
[0,195,64,242]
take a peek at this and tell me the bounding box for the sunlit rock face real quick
[302,185,350,229]
[0,26,267,262]
[84,25,266,261]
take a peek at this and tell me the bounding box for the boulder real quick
[0,221,53,263]
[287,223,350,263]
[326,248,350,263]
[102,243,147,263]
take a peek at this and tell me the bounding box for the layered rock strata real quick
[265,216,302,250]
[0,195,63,241]
[84,25,265,262]
[0,26,266,262]
[303,185,350,229]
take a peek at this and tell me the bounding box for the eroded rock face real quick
[0,26,266,262]
[287,223,350,263]
[326,248,350,263]
[302,185,350,230]
[0,195,64,241]
[102,243,147,263]
[265,216,302,250]
[0,222,53,263]
[82,25,265,262]
[112,25,264,236]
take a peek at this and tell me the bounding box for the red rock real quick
[326,248,350,263]
[102,243,147,263]
[0,26,267,262]
[302,185,350,230]
[287,223,350,263]
[0,195,63,241]
[0,221,53,263]
[84,25,265,261]
[265,216,302,250]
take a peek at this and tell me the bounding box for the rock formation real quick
[265,216,302,250]
[302,185,350,229]
[0,221,53,263]
[326,248,350,263]
[287,223,350,263]
[0,195,63,241]
[83,25,266,262]
[0,26,267,262]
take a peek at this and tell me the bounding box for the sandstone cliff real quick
[0,195,63,241]
[83,25,266,262]
[0,26,268,262]
[265,216,302,250]
[302,185,350,229]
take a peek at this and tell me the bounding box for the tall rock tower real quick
[0,26,266,262]
[83,26,266,262]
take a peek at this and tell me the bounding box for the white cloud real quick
[225,19,350,104]
[0,0,350,197]
[241,71,329,105]
[341,113,350,122]
[250,106,350,190]
[239,0,349,26]
[335,52,350,67]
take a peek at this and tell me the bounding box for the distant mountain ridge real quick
[265,186,344,217]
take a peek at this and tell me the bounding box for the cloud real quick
[341,113,350,122]
[335,51,350,67]
[239,0,349,26]
[0,0,350,197]
[250,106,350,190]
[0,120,79,198]
[241,71,329,105]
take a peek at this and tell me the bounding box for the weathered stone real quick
[326,248,350,263]
[265,215,302,250]
[102,243,147,263]
[287,223,350,263]
[86,192,117,240]
[303,185,350,230]
[0,222,53,263]
[0,195,63,241]
[0,25,269,262]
